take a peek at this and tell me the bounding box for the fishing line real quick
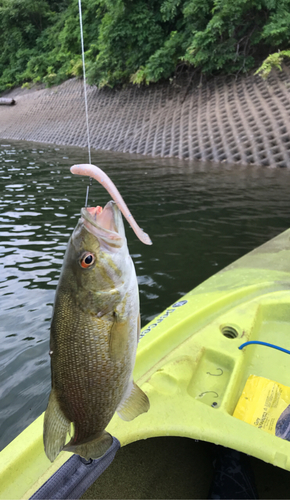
[239,340,290,355]
[78,0,92,207]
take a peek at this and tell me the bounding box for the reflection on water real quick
[1,140,290,450]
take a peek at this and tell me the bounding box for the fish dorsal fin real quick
[117,381,150,421]
[43,388,71,462]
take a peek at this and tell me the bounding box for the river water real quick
[1,140,290,451]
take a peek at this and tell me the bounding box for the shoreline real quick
[1,67,290,167]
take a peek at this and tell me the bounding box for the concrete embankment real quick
[1,65,290,167]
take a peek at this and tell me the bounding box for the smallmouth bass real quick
[44,168,150,462]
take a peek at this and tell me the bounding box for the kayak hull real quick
[2,228,290,498]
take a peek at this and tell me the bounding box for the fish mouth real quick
[81,201,124,248]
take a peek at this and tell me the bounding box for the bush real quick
[1,0,290,91]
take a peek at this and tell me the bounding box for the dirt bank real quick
[1,66,290,167]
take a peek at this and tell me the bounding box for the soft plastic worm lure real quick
[70,164,152,245]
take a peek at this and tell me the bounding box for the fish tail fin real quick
[64,431,113,460]
[43,388,71,462]
[117,381,150,421]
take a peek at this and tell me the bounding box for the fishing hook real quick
[206,368,223,376]
[198,391,219,398]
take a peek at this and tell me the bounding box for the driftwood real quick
[0,98,16,106]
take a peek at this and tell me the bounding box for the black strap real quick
[30,437,120,499]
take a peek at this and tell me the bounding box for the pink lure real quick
[70,164,152,245]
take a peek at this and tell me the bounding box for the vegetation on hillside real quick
[1,0,290,92]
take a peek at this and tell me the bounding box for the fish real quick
[43,167,151,462]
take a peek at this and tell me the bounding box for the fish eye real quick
[80,252,95,268]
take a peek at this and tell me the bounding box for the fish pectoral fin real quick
[117,381,150,421]
[43,388,71,462]
[64,431,113,460]
[109,314,129,361]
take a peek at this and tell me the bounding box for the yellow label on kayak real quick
[233,375,290,440]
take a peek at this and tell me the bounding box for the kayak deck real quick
[2,228,290,498]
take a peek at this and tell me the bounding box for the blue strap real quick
[239,341,290,355]
[30,437,120,500]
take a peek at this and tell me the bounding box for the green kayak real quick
[2,228,290,499]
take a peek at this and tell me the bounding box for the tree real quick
[1,0,290,92]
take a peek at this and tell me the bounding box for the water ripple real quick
[1,140,290,451]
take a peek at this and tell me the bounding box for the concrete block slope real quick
[1,65,290,167]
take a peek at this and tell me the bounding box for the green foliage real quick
[255,50,290,79]
[70,59,84,78]
[1,0,290,92]
[0,0,101,91]
[86,0,290,86]
[86,1,167,87]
